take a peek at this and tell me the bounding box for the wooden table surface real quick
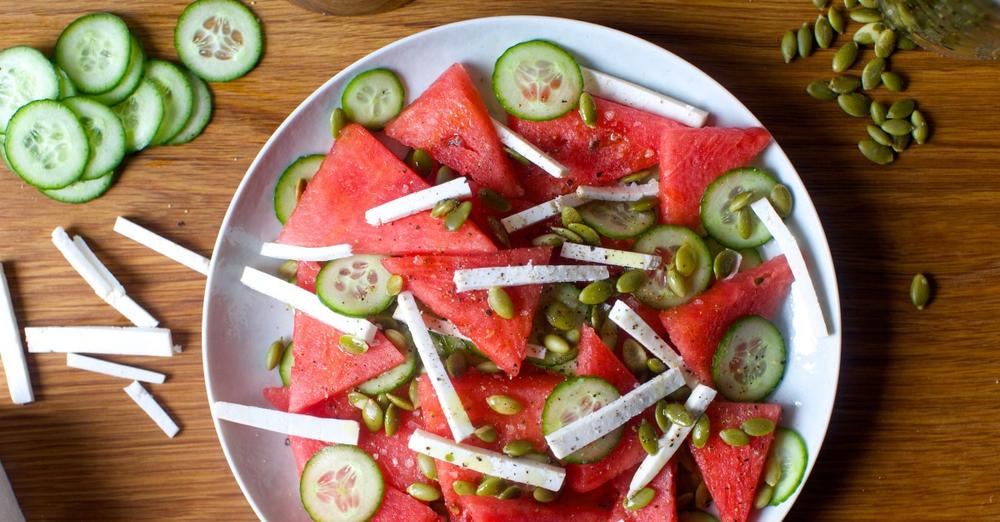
[1,0,998,520]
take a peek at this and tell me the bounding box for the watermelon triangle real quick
[566,420,648,493]
[577,325,638,394]
[689,401,782,522]
[657,126,772,229]
[381,247,552,375]
[385,64,524,198]
[659,256,793,384]
[277,123,497,256]
[509,96,682,202]
[608,461,679,522]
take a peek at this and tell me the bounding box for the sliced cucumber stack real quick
[41,171,116,204]
[62,97,127,180]
[578,200,656,239]
[316,255,395,317]
[493,40,584,121]
[701,167,778,249]
[145,60,195,146]
[542,376,622,464]
[55,65,77,99]
[341,68,405,131]
[767,427,808,506]
[274,154,324,224]
[4,100,90,189]
[712,316,786,402]
[300,445,384,522]
[55,13,133,94]
[113,78,165,153]
[91,36,146,106]
[175,0,263,83]
[168,71,213,145]
[633,225,713,309]
[0,46,60,131]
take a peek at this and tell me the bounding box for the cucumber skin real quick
[357,348,417,395]
[711,315,786,402]
[41,171,117,204]
[146,60,196,146]
[273,154,324,224]
[91,36,146,106]
[492,39,584,121]
[168,71,213,145]
[769,427,808,506]
[279,342,293,387]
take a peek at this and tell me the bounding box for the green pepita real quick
[616,269,646,294]
[486,394,522,415]
[829,75,861,94]
[278,260,299,282]
[338,335,369,355]
[844,0,858,7]
[563,328,581,344]
[713,249,742,280]
[453,480,477,496]
[384,403,400,436]
[545,301,577,331]
[870,100,888,124]
[828,6,846,33]
[265,339,284,370]
[435,165,457,185]
[599,310,619,348]
[409,378,421,409]
[797,23,814,58]
[861,57,885,90]
[532,233,564,247]
[620,169,655,185]
[386,274,405,297]
[806,80,837,101]
[628,196,659,212]
[667,268,689,297]
[859,0,878,7]
[695,481,711,509]
[853,22,885,45]
[897,34,917,50]
[888,98,915,119]
[561,206,583,226]
[476,360,501,373]
[910,273,930,310]
[667,385,691,402]
[505,146,530,166]
[330,107,347,139]
[417,453,437,480]
[488,217,511,247]
[881,71,906,92]
[832,41,858,72]
[533,487,558,503]
[781,30,797,63]
[522,451,552,464]
[488,286,516,319]
[850,7,882,23]
[348,391,370,409]
[911,110,929,144]
[764,452,782,486]
[812,0,827,8]
[579,92,597,128]
[837,92,870,117]
[543,333,572,354]
[867,124,892,146]
[875,28,896,57]
[692,415,710,449]
[567,223,601,245]
[477,476,505,496]
[646,357,667,374]
[503,439,535,457]
[814,15,834,48]
[858,138,894,164]
[754,485,774,509]
[622,339,649,376]
[579,279,615,305]
[375,392,390,410]
[445,351,467,378]
[664,402,695,427]
[719,428,750,446]
[727,191,756,214]
[407,148,434,178]
[551,226,584,243]
[736,208,755,240]
[407,482,441,502]
[431,198,459,218]
[881,119,913,136]
[444,201,473,231]
[624,488,656,511]
[654,401,670,431]
[741,417,776,436]
[638,419,659,455]
[769,184,794,218]
[362,399,384,432]
[892,133,911,152]
[498,485,522,500]
[590,304,605,330]
[387,392,414,411]
[478,188,512,213]
[674,243,699,277]
[474,424,498,443]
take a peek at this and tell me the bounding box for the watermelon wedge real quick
[577,325,638,394]
[262,386,290,412]
[277,123,496,255]
[382,247,552,375]
[385,64,524,198]
[659,256,793,384]
[566,420,647,493]
[508,96,681,202]
[608,461,679,522]
[657,126,772,229]
[689,401,781,522]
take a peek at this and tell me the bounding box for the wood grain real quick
[1,1,998,520]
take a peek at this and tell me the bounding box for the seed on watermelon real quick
[616,269,646,293]
[407,482,441,502]
[476,476,505,496]
[498,485,522,500]
[620,168,655,185]
[417,453,437,480]
[408,379,421,409]
[486,394,522,415]
[277,260,298,282]
[561,206,583,226]
[579,92,597,128]
[435,165,458,185]
[384,403,401,436]
[533,487,558,503]
[741,417,777,436]
[386,274,404,296]
[431,198,459,218]
[487,286,516,319]
[622,339,649,376]
[474,424,498,443]
[694,481,711,509]
[692,415,711,449]
[338,335,369,355]
[720,428,750,447]
[755,485,775,509]
[478,187,512,212]
[443,201,473,231]
[638,419,659,455]
[624,487,656,510]
[453,480,477,496]
[503,439,536,457]
[386,392,414,411]
[406,148,434,177]
[579,280,614,305]
[362,399,384,432]
[504,146,531,166]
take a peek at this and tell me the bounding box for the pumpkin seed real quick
[416,453,438,480]
[859,0,878,7]
[453,480,477,496]
[543,333,572,354]
[881,71,906,92]
[488,217,511,247]
[646,357,667,374]
[624,488,656,511]
[829,75,861,94]
[431,198,459,218]
[720,428,750,446]
[781,30,797,63]
[754,485,775,509]
[278,260,298,281]
[888,98,915,119]
[498,486,522,500]
[551,226,584,243]
[579,92,597,128]
[622,339,649,376]
[653,400,670,431]
[568,223,601,245]
[477,476,505,496]
[561,206,583,226]
[532,233,564,247]
[628,196,659,212]
[579,279,615,305]
[736,208,754,240]
[486,394,522,415]
[620,169,655,185]
[385,274,405,297]
[563,328,580,344]
[545,301,577,331]
[676,493,694,509]
[533,487,558,503]
[853,22,885,45]
[814,15,834,48]
[911,110,929,144]
[503,439,536,457]
[837,92,870,117]
[870,100,888,124]
[667,268,689,297]
[387,392,414,411]
[505,146,530,166]
[348,391,370,409]
[770,184,794,218]
[892,133,911,152]
[812,0,827,8]
[806,80,837,101]
[522,451,552,464]
[407,149,434,178]
[445,351,467,378]
[764,453,782,486]
[664,402,695,427]
[435,165,457,185]
[850,7,882,23]
[897,34,917,50]
[727,191,756,213]
[590,304,605,329]
[338,335,369,355]
[638,419,659,455]
[375,392,390,409]
[692,415,711,448]
[478,188,512,213]
[797,23,814,58]
[265,339,284,370]
[674,243,699,277]
[844,0,858,7]
[713,249,743,280]
[616,269,647,293]
[409,378,421,409]
[881,119,913,136]
[599,310,619,347]
[667,385,691,403]
[407,482,441,502]
[875,28,896,57]
[741,417,776,436]
[384,403,401,436]
[474,424,498,443]
[476,360,501,373]
[858,139,894,164]
[910,273,930,310]
[488,286,516,319]
[443,201,473,231]
[330,107,347,139]
[861,57,885,90]
[828,6,846,33]
[362,399,384,432]
[694,482,711,509]
[867,124,892,146]
[832,41,858,72]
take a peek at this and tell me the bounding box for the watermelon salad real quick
[228,39,829,522]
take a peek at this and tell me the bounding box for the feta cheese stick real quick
[576,181,659,202]
[454,264,609,292]
[114,217,211,276]
[500,194,588,233]
[213,401,360,445]
[259,242,352,262]
[581,67,709,128]
[123,381,179,438]
[560,242,661,270]
[0,459,25,522]
[365,177,472,226]
[609,300,699,388]
[391,307,546,359]
[71,235,159,328]
[71,235,125,297]
[66,353,166,384]
[51,227,114,299]
[491,118,569,178]
[0,264,33,404]
[25,326,175,357]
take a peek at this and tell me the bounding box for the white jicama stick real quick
[491,118,569,178]
[500,193,588,233]
[259,242,352,262]
[395,292,474,442]
[364,177,472,226]
[454,264,609,292]
[123,381,179,438]
[66,353,166,384]
[390,307,547,360]
[609,300,698,388]
[0,264,32,405]
[51,227,114,299]
[560,242,661,270]
[546,369,684,459]
[71,235,159,328]
[750,199,831,337]
[409,429,565,490]
[24,327,174,357]
[576,181,659,202]
[213,401,360,445]
[581,67,709,128]
[628,384,716,496]
[240,267,376,342]
[72,235,125,297]
[114,217,211,276]
[0,460,25,522]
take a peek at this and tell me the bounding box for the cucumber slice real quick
[55,65,77,99]
[542,376,622,464]
[113,79,165,153]
[175,0,263,83]
[705,238,763,274]
[316,255,394,318]
[55,13,132,94]
[41,171,116,204]
[578,200,656,239]
[768,427,808,506]
[492,40,584,121]
[145,60,195,146]
[91,36,146,106]
[300,445,384,522]
[0,46,59,131]
[549,356,579,377]
[0,135,8,168]
[712,316,785,402]
[279,341,294,387]
[274,154,324,224]
[62,97,127,180]
[168,71,213,145]
[701,167,778,249]
[357,345,417,395]
[633,225,712,310]
[340,68,404,131]
[528,346,579,369]
[4,100,89,189]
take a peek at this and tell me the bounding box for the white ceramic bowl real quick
[203,16,841,521]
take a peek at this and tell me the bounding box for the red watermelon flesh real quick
[277,123,496,255]
[435,461,478,522]
[689,401,781,522]
[577,325,638,394]
[608,461,678,522]
[659,255,793,384]
[657,126,771,229]
[566,420,647,493]
[385,64,523,198]
[622,296,668,340]
[262,386,290,412]
[509,96,682,202]
[371,487,439,522]
[382,247,552,376]
[296,261,321,292]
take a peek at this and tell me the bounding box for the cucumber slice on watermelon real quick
[0,46,60,131]
[91,35,146,106]
[41,171,116,204]
[174,0,263,83]
[357,344,417,395]
[113,78,165,153]
[145,60,195,146]
[492,40,583,121]
[767,427,808,506]
[279,341,294,387]
[711,315,786,402]
[701,167,778,249]
[633,225,712,310]
[55,13,133,94]
[4,100,89,189]
[168,70,213,145]
[62,96,127,180]
[273,154,324,224]
[340,68,405,131]
[578,200,656,240]
[316,255,395,318]
[542,376,622,464]
[300,445,384,522]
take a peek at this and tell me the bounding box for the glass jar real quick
[880,0,1000,59]
[287,0,411,16]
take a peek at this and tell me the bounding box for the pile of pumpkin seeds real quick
[783,0,932,164]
